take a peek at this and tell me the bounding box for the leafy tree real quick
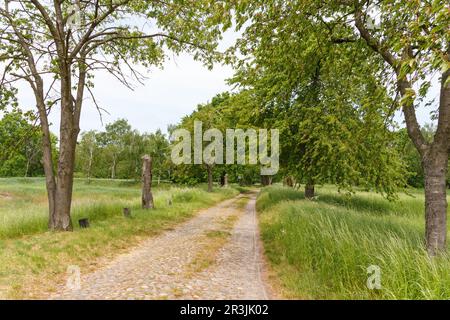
[230,1,406,199]
[0,109,57,176]
[172,91,270,188]
[303,0,449,254]
[76,130,98,183]
[0,0,229,231]
[97,119,132,179]
[230,0,449,254]
[75,121,172,182]
[174,94,229,192]
[123,130,145,180]
[144,130,170,185]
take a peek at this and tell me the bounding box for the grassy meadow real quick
[257,185,450,300]
[0,178,239,299]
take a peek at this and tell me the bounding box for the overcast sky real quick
[15,52,235,136]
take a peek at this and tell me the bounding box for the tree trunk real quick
[50,83,77,231]
[220,172,226,187]
[399,68,449,255]
[142,155,154,209]
[284,176,295,187]
[36,100,58,230]
[422,145,449,255]
[207,165,213,192]
[305,182,315,199]
[261,175,272,186]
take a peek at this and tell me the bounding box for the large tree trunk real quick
[50,73,77,231]
[423,148,448,255]
[305,181,315,199]
[400,69,449,255]
[207,165,213,192]
[421,68,449,255]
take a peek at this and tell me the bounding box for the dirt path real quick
[52,192,270,300]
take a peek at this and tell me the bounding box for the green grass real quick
[257,185,450,300]
[0,178,239,299]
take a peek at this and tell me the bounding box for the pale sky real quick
[15,53,235,136]
[14,29,240,137]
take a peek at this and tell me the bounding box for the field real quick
[257,185,450,300]
[0,178,239,299]
[2,178,450,300]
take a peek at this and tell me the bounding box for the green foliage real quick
[228,1,407,197]
[170,91,265,186]
[0,110,57,177]
[75,119,171,181]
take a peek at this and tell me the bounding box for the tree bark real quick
[423,148,448,255]
[142,155,154,209]
[36,97,58,230]
[50,72,77,231]
[400,70,449,255]
[305,182,315,199]
[207,165,213,192]
[422,67,449,255]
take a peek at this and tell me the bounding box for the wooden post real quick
[142,155,154,209]
[123,208,131,218]
[224,174,228,187]
[79,218,90,228]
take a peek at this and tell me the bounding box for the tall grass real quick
[0,178,239,298]
[258,186,450,299]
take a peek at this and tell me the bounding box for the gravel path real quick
[52,192,269,300]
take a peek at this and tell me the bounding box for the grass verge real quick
[257,185,450,299]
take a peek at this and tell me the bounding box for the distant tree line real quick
[75,119,171,183]
[1,106,448,190]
